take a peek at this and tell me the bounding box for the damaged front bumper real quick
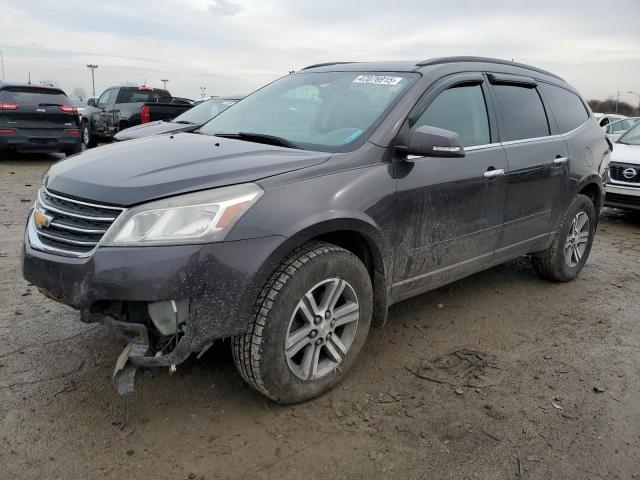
[22,232,288,393]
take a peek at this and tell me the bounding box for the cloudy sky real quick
[1,0,639,103]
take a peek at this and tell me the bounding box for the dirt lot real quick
[1,152,639,480]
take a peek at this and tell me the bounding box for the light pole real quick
[628,91,640,115]
[86,64,98,97]
[199,86,207,99]
[615,91,621,114]
[160,78,169,89]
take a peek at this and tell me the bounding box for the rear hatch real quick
[0,86,80,144]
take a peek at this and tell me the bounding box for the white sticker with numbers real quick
[352,75,403,86]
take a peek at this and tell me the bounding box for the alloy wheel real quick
[564,211,590,267]
[285,278,359,381]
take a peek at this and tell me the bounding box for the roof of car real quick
[0,82,64,91]
[301,56,564,81]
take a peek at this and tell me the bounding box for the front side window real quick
[540,83,589,133]
[199,71,420,152]
[97,89,115,107]
[493,84,550,141]
[412,84,491,147]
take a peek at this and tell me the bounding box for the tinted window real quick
[413,84,491,147]
[540,83,589,133]
[0,87,71,106]
[493,84,549,141]
[116,88,171,104]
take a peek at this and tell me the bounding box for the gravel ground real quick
[1,151,639,480]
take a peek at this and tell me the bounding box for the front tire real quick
[232,242,373,404]
[532,194,596,282]
[82,121,97,148]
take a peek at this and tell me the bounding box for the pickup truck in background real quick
[81,86,193,148]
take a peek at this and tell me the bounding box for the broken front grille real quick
[33,188,124,256]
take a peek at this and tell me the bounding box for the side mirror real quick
[405,125,465,159]
[87,98,97,107]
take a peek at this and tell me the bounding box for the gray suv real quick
[23,57,609,403]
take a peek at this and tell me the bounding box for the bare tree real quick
[588,99,637,116]
[72,86,87,100]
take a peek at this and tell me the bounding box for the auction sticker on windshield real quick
[352,75,404,85]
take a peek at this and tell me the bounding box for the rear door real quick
[487,74,569,257]
[392,73,508,301]
[0,86,78,140]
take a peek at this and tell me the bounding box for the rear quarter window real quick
[0,87,72,106]
[540,83,589,133]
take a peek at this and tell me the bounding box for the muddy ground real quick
[1,151,639,480]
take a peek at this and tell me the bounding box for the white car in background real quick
[605,122,640,211]
[605,117,640,142]
[594,113,627,128]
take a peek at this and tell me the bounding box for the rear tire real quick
[232,241,373,404]
[82,121,97,148]
[532,194,596,282]
[63,144,82,157]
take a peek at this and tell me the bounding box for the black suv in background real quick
[81,86,192,148]
[23,57,608,403]
[0,83,82,156]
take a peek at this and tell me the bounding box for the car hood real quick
[611,142,640,165]
[114,121,198,141]
[45,132,332,206]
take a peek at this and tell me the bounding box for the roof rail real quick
[416,56,563,80]
[301,61,357,70]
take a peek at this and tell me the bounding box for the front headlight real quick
[101,183,263,246]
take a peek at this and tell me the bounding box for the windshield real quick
[174,98,239,124]
[0,87,72,106]
[618,122,640,145]
[199,71,419,152]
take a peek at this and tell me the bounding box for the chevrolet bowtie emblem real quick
[34,209,53,230]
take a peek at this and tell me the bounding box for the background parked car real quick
[114,96,243,142]
[0,83,82,156]
[81,85,193,148]
[605,122,640,210]
[594,113,627,128]
[604,117,640,142]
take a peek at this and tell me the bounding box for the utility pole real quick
[160,78,169,89]
[0,50,5,82]
[628,91,640,115]
[86,64,99,97]
[615,91,621,114]
[199,86,207,99]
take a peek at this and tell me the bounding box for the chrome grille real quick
[31,188,124,256]
[609,163,640,184]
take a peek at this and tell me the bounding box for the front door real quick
[392,74,508,302]
[94,88,116,136]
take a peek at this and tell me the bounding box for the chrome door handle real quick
[553,157,568,165]
[483,168,505,178]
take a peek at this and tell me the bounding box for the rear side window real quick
[0,87,72,106]
[413,84,491,147]
[493,84,549,141]
[540,83,589,133]
[116,88,171,104]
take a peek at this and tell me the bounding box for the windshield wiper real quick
[214,132,298,149]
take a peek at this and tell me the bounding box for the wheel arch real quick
[265,218,391,327]
[577,176,604,214]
